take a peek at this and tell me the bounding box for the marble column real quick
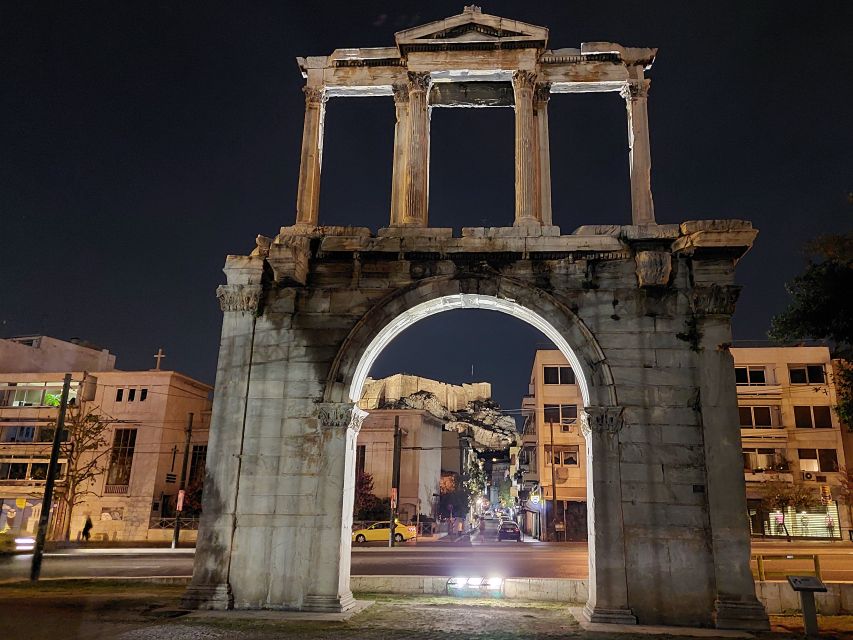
[621,80,655,225]
[295,85,327,227]
[512,70,539,225]
[400,72,431,227]
[304,403,367,612]
[389,83,410,227]
[581,407,636,625]
[691,285,770,631]
[533,83,553,226]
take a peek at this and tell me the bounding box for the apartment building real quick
[733,346,847,539]
[515,350,586,541]
[513,346,849,542]
[0,336,212,541]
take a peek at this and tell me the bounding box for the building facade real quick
[515,350,586,540]
[0,336,212,541]
[733,346,849,540]
[513,346,850,541]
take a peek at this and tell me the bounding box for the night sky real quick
[2,2,851,413]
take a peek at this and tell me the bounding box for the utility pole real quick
[172,412,193,549]
[549,417,559,543]
[31,373,72,581]
[388,416,402,548]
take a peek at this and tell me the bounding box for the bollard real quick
[787,575,827,639]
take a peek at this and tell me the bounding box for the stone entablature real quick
[294,5,658,229]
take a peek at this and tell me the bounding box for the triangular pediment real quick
[396,6,548,53]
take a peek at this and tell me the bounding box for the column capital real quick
[315,403,368,435]
[690,284,741,317]
[391,82,410,104]
[303,85,327,106]
[620,79,650,101]
[534,82,552,104]
[407,72,432,93]
[511,70,537,92]
[580,406,625,437]
[216,283,262,314]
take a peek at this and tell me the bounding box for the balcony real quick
[744,471,793,483]
[104,484,129,495]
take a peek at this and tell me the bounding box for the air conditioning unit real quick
[802,472,816,481]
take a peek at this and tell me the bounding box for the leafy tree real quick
[438,472,468,518]
[771,231,853,425]
[353,471,380,519]
[52,403,112,540]
[462,459,487,513]
[760,480,819,513]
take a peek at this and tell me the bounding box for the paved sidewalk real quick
[2,581,853,639]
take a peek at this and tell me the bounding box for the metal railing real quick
[103,484,128,495]
[149,516,200,530]
[752,554,822,581]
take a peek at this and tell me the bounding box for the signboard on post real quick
[390,488,397,510]
[176,489,185,512]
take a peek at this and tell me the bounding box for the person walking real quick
[82,516,93,542]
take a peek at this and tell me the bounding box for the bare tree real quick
[52,403,112,540]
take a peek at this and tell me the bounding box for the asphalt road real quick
[3,538,853,583]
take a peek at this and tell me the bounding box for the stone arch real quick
[324,274,617,409]
[324,272,633,623]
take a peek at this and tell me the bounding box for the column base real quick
[181,583,234,610]
[582,603,637,625]
[303,591,357,613]
[713,598,770,631]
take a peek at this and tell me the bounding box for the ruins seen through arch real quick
[185,6,770,631]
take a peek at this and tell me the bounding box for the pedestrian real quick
[82,515,93,542]
[457,519,464,537]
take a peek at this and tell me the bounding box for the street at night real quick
[4,541,853,582]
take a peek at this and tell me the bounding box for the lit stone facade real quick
[186,7,768,630]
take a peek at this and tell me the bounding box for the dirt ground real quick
[1,582,852,639]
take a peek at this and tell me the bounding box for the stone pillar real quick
[183,257,265,610]
[690,285,770,631]
[512,70,539,226]
[389,83,410,227]
[533,83,552,226]
[304,403,367,612]
[621,80,655,225]
[581,407,636,625]
[400,72,431,227]
[295,85,327,227]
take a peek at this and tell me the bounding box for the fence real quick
[148,516,200,530]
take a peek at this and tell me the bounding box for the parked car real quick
[497,520,522,542]
[352,520,416,543]
[0,531,35,554]
[483,510,495,519]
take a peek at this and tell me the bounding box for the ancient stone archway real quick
[185,7,769,631]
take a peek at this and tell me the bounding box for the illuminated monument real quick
[185,7,769,630]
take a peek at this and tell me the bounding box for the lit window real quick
[798,448,838,473]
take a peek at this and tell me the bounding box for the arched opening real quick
[330,286,623,617]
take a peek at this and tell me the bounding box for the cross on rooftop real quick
[153,348,166,370]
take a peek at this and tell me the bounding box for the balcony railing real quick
[104,484,129,495]
[149,516,200,530]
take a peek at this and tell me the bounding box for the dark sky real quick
[2,2,851,413]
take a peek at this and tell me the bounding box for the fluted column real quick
[621,80,655,225]
[389,83,410,227]
[400,72,431,227]
[512,71,539,225]
[534,83,552,226]
[295,85,327,227]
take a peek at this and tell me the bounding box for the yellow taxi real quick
[352,520,416,543]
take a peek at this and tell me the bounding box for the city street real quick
[3,539,853,583]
